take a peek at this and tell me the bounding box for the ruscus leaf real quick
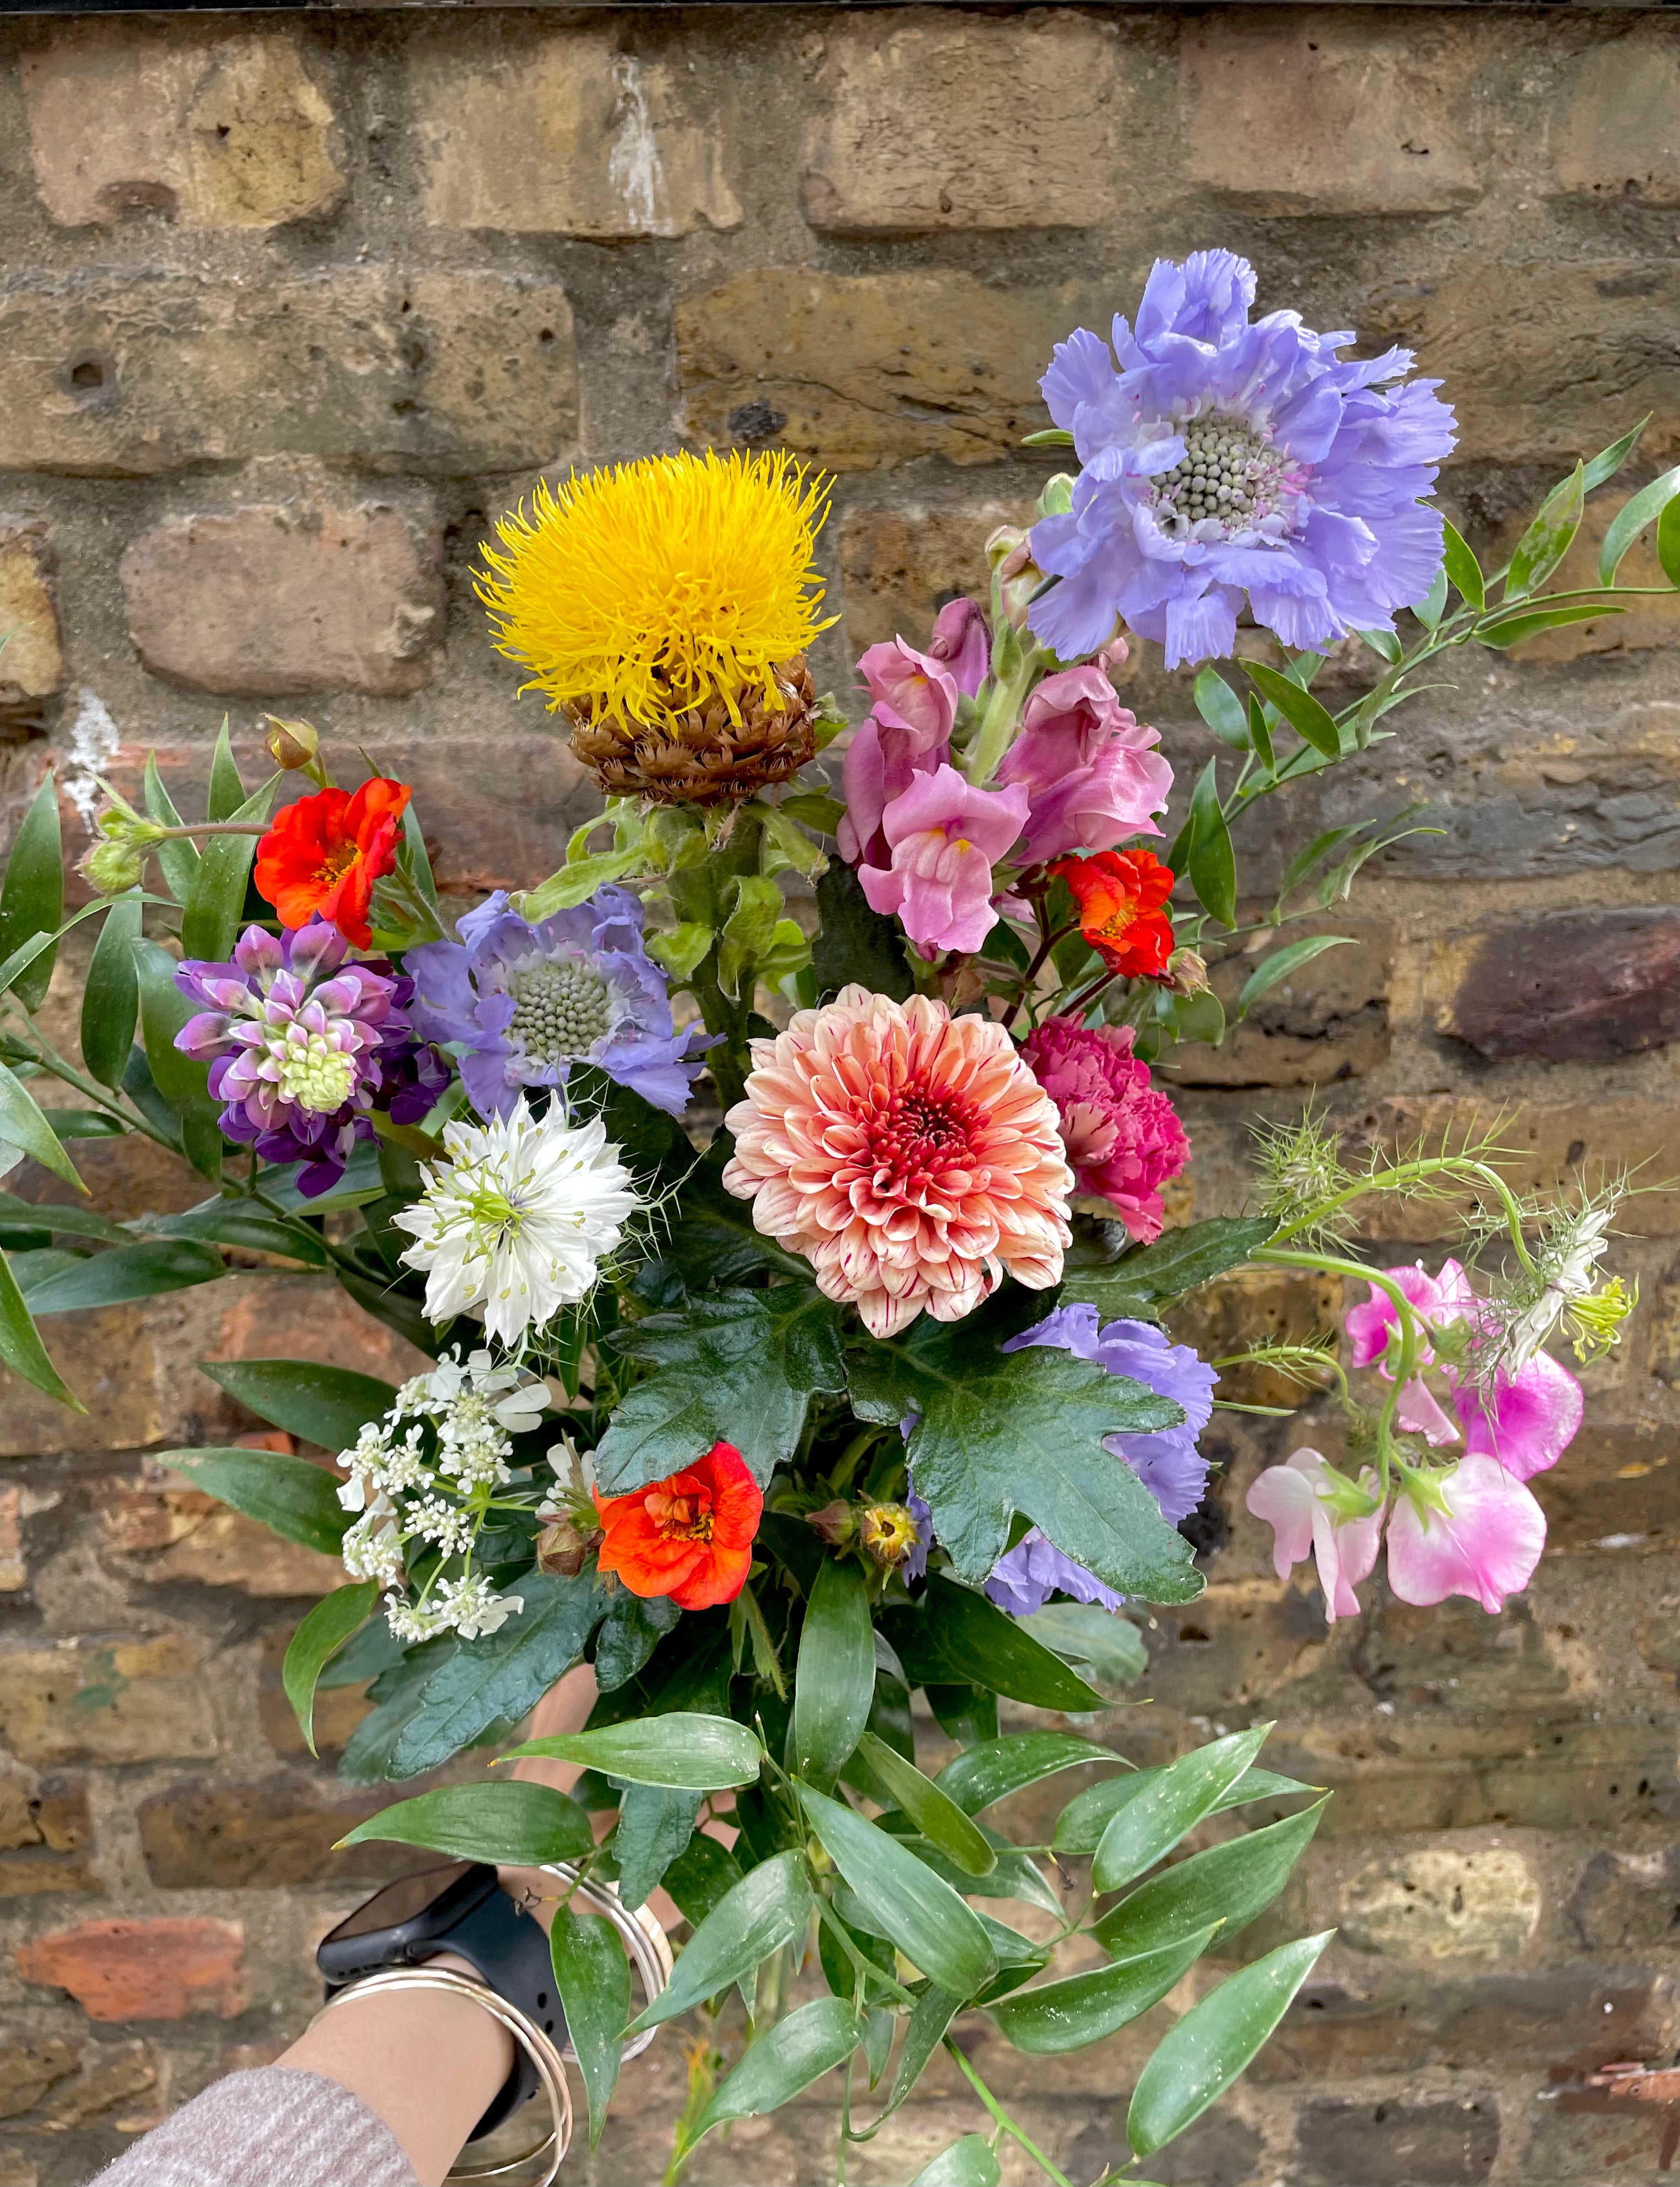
[799,1785,996,1998]
[793,1556,876,1791]
[337,1780,594,1865]
[627,1850,813,2034]
[1092,1725,1273,1894]
[0,777,63,1013]
[549,1904,632,2147]
[81,895,142,1090]
[283,1582,378,1756]
[503,1711,763,1791]
[158,1446,349,1554]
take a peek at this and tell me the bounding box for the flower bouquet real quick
[0,251,1662,2183]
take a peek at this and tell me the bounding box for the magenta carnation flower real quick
[1018,1017,1188,1242]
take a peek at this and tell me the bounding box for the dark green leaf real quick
[778,790,846,835]
[909,2137,1002,2187]
[549,1904,632,2147]
[883,1984,961,2122]
[644,1136,808,1299]
[143,753,198,905]
[1599,462,1680,585]
[660,1831,744,1931]
[1658,494,1680,590]
[1060,1215,1274,1322]
[1092,1726,1272,1894]
[799,1786,996,1998]
[1243,662,1341,759]
[337,1780,594,1865]
[628,1850,812,2034]
[1186,759,1237,929]
[504,1711,762,1791]
[811,861,913,1002]
[336,1635,458,1784]
[0,1249,81,1409]
[43,1109,124,1139]
[1094,1800,1327,1960]
[614,1784,702,1911]
[992,1928,1214,2055]
[1193,670,1248,751]
[1237,936,1354,1020]
[158,1445,349,1554]
[1508,462,1584,602]
[793,1557,875,1791]
[922,1575,1104,1713]
[401,805,438,908]
[594,1285,847,1493]
[80,895,143,1091]
[1412,565,1449,630]
[205,720,246,822]
[1477,602,1621,649]
[856,1730,995,1876]
[133,939,221,1179]
[935,1732,1118,1819]
[21,1239,223,1315]
[923,1685,999,1749]
[332,1262,438,1356]
[847,1291,1199,1607]
[1054,1763,1311,1855]
[181,773,277,966]
[151,1200,329,1266]
[1583,415,1648,492]
[0,1065,85,1193]
[0,776,63,1013]
[1019,1603,1147,1691]
[1127,1933,1333,2158]
[197,1358,399,1453]
[1439,520,1483,610]
[593,1592,682,1694]
[692,1995,861,2142]
[283,1582,378,1756]
[391,1574,611,1777]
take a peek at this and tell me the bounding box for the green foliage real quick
[793,1557,875,1790]
[337,1780,594,1865]
[855,1730,996,1877]
[628,1851,812,2034]
[504,1710,763,1790]
[810,860,913,1001]
[688,1996,863,2146]
[80,896,142,1091]
[614,1784,703,1910]
[196,1359,398,1453]
[1060,1214,1274,1322]
[283,1583,378,1756]
[1093,1799,1327,1959]
[909,2136,1002,2187]
[991,1928,1214,2055]
[20,1239,223,1315]
[549,1905,632,2147]
[1092,1725,1272,1894]
[934,1731,1121,1818]
[0,1249,81,1409]
[159,1445,350,1554]
[0,1062,86,1192]
[799,1786,997,1998]
[0,776,63,1012]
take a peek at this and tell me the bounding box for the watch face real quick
[322,1862,476,1945]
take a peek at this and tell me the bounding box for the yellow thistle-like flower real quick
[478,449,833,739]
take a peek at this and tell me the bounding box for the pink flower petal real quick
[1384,1455,1546,1614]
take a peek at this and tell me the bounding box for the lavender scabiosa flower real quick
[405,887,711,1123]
[174,919,422,1197]
[986,1302,1218,1617]
[1027,249,1457,669]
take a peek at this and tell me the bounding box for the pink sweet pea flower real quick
[1384,1455,1546,1614]
[1451,1350,1583,1483]
[838,640,959,869]
[1245,1448,1385,1625]
[927,598,991,697]
[857,765,1029,955]
[996,665,1173,864]
[1344,1258,1475,1372]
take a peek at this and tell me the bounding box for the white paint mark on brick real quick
[63,688,121,833]
[608,56,664,234]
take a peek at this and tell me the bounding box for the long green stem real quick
[3,1015,179,1154]
[1257,1247,1423,1491]
[943,2040,1073,2187]
[1268,1154,1539,1276]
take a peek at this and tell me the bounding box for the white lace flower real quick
[384,1592,448,1643]
[342,1508,405,1586]
[433,1574,523,1640]
[406,1495,475,1557]
[392,1104,640,1345]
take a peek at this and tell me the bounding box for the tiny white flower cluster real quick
[336,1348,551,1641]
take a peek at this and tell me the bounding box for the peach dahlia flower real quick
[721,985,1072,1338]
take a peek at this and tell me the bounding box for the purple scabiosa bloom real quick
[1027,250,1457,670]
[174,920,417,1197]
[986,1301,1218,1617]
[404,888,711,1123]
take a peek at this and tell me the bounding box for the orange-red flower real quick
[1052,848,1176,979]
[254,779,412,951]
[592,1442,762,1612]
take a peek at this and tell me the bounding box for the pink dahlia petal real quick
[1385,1455,1546,1614]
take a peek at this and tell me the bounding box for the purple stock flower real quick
[986,1302,1218,1617]
[404,887,710,1122]
[1027,249,1457,670]
[174,920,424,1197]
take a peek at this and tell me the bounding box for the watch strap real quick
[423,1874,563,2141]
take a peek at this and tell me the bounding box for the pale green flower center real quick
[504,958,614,1064]
[1149,413,1290,540]
[274,1030,356,1115]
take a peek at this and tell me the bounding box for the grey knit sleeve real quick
[87,2067,420,2187]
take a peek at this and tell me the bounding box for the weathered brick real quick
[119,498,444,699]
[258,1625,371,1759]
[0,2151,34,2187]
[18,1918,246,2022]
[1572,1848,1680,1951]
[137,1778,436,1889]
[1373,261,1680,465]
[1164,1267,1343,1408]
[1487,491,1680,662]
[1442,909,1680,1063]
[0,2043,77,2123]
[1356,1595,1568,1711]
[412,29,738,237]
[1524,1423,1676,1557]
[0,272,577,478]
[1183,16,1479,216]
[101,1479,345,1597]
[0,1309,166,1459]
[0,1771,102,1896]
[22,26,343,229]
[0,527,63,710]
[36,2039,158,2129]
[1551,29,1680,204]
[1338,1847,1540,1963]
[1651,1256,1680,1389]
[1292,2092,1499,2186]
[201,1273,429,1417]
[0,1638,216,1768]
[838,497,1028,657]
[1168,924,1391,1088]
[802,12,1126,233]
[679,270,1106,472]
[1131,1582,1343,1717]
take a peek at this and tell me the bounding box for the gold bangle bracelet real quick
[306,1964,573,2186]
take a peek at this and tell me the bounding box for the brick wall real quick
[0,6,1677,2181]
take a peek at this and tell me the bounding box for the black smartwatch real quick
[317,1861,564,2141]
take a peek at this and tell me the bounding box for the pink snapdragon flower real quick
[1245,1448,1384,1625]
[1385,1456,1547,1614]
[1018,1017,1188,1243]
[927,598,991,696]
[857,765,1030,955]
[996,665,1173,864]
[838,639,958,868]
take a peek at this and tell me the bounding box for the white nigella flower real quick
[1502,1199,1618,1371]
[392,1103,640,1345]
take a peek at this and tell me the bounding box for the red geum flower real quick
[1052,848,1177,980]
[254,779,412,951]
[592,1441,762,1612]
